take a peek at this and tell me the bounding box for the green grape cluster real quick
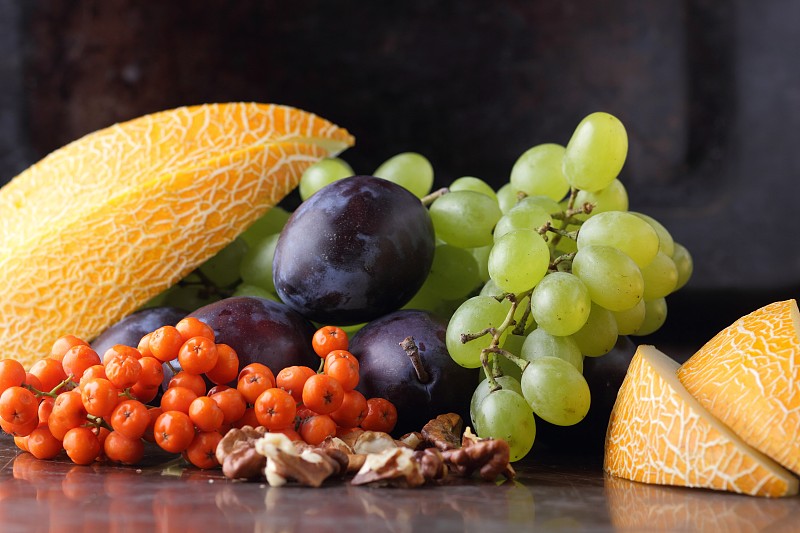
[139,113,693,465]
[440,111,693,461]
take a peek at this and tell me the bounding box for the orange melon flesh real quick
[0,103,353,255]
[604,344,798,497]
[0,103,355,367]
[677,299,800,477]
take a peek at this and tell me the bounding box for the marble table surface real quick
[1,434,797,532]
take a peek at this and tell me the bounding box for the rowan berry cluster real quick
[0,320,397,469]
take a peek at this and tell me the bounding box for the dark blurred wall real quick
[1,0,799,348]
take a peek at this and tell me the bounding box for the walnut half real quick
[255,433,345,488]
[216,425,268,480]
[351,447,426,488]
[442,428,515,482]
[350,447,448,488]
[421,413,463,451]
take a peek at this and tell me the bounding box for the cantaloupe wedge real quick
[604,344,798,497]
[1,103,353,255]
[677,299,800,477]
[0,103,354,367]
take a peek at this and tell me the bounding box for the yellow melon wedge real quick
[0,103,353,367]
[604,344,798,497]
[677,299,800,477]
[0,139,345,367]
[0,102,354,256]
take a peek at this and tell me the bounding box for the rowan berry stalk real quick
[24,376,78,398]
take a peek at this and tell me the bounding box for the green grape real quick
[497,336,525,380]
[239,206,290,248]
[338,322,365,337]
[572,245,644,311]
[520,328,583,373]
[139,290,168,310]
[402,278,445,315]
[632,212,674,257]
[476,389,536,461]
[488,229,550,294]
[430,190,502,248]
[446,296,510,368]
[520,356,590,426]
[500,333,526,354]
[233,283,280,302]
[574,179,629,216]
[612,299,646,335]
[299,157,354,200]
[480,285,536,335]
[672,242,693,290]
[470,375,523,433]
[479,278,503,297]
[633,298,668,336]
[552,224,579,255]
[570,303,618,357]
[496,183,520,214]
[576,211,659,268]
[510,144,570,201]
[640,251,678,300]
[505,297,537,336]
[530,272,591,336]
[493,202,552,241]
[470,245,492,283]
[563,112,628,192]
[163,283,219,312]
[518,195,562,216]
[240,234,280,292]
[373,152,433,198]
[450,176,497,201]
[427,244,481,300]
[199,237,248,288]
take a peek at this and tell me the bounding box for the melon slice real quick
[677,299,800,476]
[604,344,798,497]
[0,102,353,255]
[0,103,354,367]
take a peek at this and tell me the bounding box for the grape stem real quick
[481,347,531,393]
[462,290,532,388]
[480,351,499,392]
[399,336,431,384]
[511,297,533,336]
[420,187,449,207]
[540,187,594,248]
[549,252,576,273]
[484,347,530,373]
[538,222,579,241]
[550,203,594,223]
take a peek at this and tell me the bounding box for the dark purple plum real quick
[534,335,637,454]
[91,306,186,359]
[273,175,435,325]
[188,296,318,376]
[350,310,479,435]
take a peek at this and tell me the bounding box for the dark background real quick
[1,0,798,356]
